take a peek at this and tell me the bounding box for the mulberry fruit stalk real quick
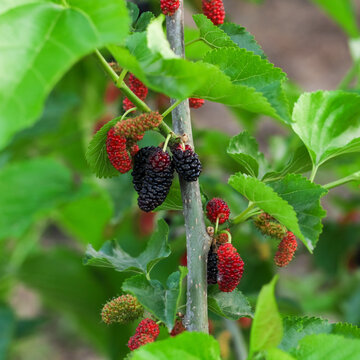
[171,144,202,182]
[206,198,230,224]
[189,98,205,109]
[254,213,287,240]
[217,243,244,292]
[160,0,180,16]
[101,294,143,324]
[106,128,132,173]
[123,74,148,111]
[274,231,297,267]
[128,318,160,351]
[202,0,225,25]
[132,146,174,212]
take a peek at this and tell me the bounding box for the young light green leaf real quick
[293,334,360,360]
[0,0,130,150]
[208,286,253,320]
[0,158,75,240]
[311,0,359,38]
[292,91,360,168]
[266,348,296,360]
[267,174,327,251]
[85,116,120,179]
[84,219,170,274]
[229,173,305,247]
[227,131,267,178]
[250,276,283,355]
[122,267,188,330]
[131,332,221,360]
[202,47,290,123]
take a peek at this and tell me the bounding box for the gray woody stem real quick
[166,2,211,332]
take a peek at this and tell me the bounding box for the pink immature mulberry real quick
[123,74,148,111]
[106,128,132,173]
[274,231,297,267]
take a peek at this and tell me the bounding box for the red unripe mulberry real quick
[106,128,132,173]
[202,0,225,25]
[217,243,244,292]
[128,333,155,351]
[170,318,186,336]
[127,318,160,351]
[160,0,180,16]
[189,98,205,109]
[206,198,230,224]
[274,231,297,267]
[123,74,148,111]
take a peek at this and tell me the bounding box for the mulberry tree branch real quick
[166,2,211,333]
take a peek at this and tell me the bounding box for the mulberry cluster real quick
[128,318,160,351]
[254,213,287,240]
[189,98,205,109]
[206,198,230,224]
[106,128,132,173]
[171,144,202,182]
[132,146,174,212]
[207,246,219,285]
[217,243,244,292]
[123,74,148,111]
[101,295,143,325]
[160,0,180,16]
[202,0,225,25]
[274,231,297,267]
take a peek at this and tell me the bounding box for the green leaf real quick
[262,145,312,182]
[293,334,360,360]
[311,0,359,38]
[267,174,327,251]
[122,267,188,330]
[126,1,139,26]
[134,12,154,32]
[154,180,183,211]
[229,173,305,247]
[84,219,170,274]
[0,305,15,360]
[0,0,130,150]
[292,91,360,168]
[332,323,360,339]
[201,47,290,123]
[266,348,296,360]
[85,117,120,178]
[220,22,265,57]
[0,158,75,240]
[207,286,253,320]
[280,316,332,351]
[250,276,283,355]
[227,131,266,178]
[131,332,221,360]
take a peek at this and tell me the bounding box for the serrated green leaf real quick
[293,333,360,360]
[229,173,305,246]
[266,348,296,360]
[292,91,360,168]
[311,0,359,38]
[250,276,283,355]
[0,158,75,240]
[220,22,265,57]
[267,174,327,251]
[85,117,120,179]
[131,332,221,360]
[122,267,188,330]
[280,316,332,351]
[227,131,267,178]
[84,219,170,274]
[154,180,183,211]
[0,0,130,150]
[262,145,312,182]
[201,47,290,123]
[332,322,360,339]
[207,286,253,320]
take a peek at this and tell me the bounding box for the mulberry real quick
[132,147,174,212]
[160,0,180,16]
[274,231,297,267]
[206,198,230,224]
[202,0,225,25]
[106,128,132,173]
[217,243,244,292]
[123,74,148,110]
[207,246,218,285]
[170,318,186,336]
[254,213,287,240]
[189,98,205,109]
[216,230,230,244]
[128,333,155,351]
[136,318,160,338]
[171,144,202,182]
[101,295,143,324]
